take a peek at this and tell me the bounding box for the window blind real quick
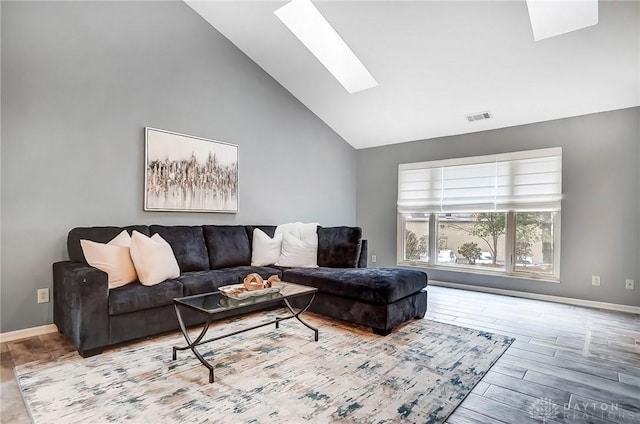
[398,147,562,213]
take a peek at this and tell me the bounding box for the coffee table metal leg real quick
[173,304,216,383]
[283,295,319,342]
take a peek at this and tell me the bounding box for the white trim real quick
[399,261,561,284]
[505,211,516,271]
[428,280,640,315]
[0,324,59,343]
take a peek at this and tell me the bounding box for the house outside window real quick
[397,148,562,280]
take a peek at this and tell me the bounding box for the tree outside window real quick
[404,229,427,260]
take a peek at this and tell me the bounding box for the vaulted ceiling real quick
[186,1,640,149]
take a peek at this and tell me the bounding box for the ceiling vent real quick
[466,111,492,123]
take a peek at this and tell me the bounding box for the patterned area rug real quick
[16,310,513,423]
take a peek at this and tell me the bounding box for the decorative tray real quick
[218,282,284,300]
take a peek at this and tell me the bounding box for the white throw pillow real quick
[275,222,319,241]
[251,229,283,267]
[109,230,133,247]
[129,231,180,286]
[276,231,319,268]
[80,230,137,289]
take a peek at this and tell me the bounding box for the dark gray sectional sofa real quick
[53,225,428,357]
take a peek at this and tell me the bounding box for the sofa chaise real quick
[53,225,428,357]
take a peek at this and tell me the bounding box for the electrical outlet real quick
[37,288,50,304]
[371,255,377,263]
[626,279,635,290]
[591,276,600,286]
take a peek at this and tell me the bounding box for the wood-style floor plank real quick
[447,406,507,424]
[553,349,640,378]
[471,381,490,396]
[568,393,640,424]
[489,362,528,379]
[510,339,557,356]
[460,393,554,424]
[618,373,640,387]
[502,347,620,381]
[524,370,640,414]
[481,371,571,406]
[530,337,640,367]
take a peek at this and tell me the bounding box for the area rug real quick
[16,311,513,423]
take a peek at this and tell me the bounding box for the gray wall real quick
[357,108,640,307]
[1,1,356,332]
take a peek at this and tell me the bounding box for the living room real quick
[1,1,639,423]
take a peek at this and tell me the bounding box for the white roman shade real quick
[398,147,562,213]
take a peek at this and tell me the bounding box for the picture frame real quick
[144,127,238,213]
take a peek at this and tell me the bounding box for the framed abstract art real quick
[144,127,238,213]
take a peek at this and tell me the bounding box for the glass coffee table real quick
[172,282,318,383]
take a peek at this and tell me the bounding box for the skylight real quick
[274,0,379,94]
[526,0,598,41]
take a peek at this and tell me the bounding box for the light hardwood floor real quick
[432,286,640,424]
[1,286,638,423]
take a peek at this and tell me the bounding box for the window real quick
[397,148,561,280]
[514,211,558,276]
[438,212,506,270]
[401,214,429,263]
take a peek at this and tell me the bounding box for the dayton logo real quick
[528,397,560,423]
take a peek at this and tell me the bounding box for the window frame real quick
[397,211,561,282]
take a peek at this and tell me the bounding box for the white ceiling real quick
[185,1,640,150]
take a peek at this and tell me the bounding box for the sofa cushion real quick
[149,226,209,272]
[203,226,251,269]
[283,267,427,304]
[179,266,282,296]
[68,226,150,264]
[108,280,183,316]
[317,226,363,268]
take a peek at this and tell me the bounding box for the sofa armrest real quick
[358,240,368,268]
[53,261,109,355]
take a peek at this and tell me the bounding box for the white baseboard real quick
[0,324,59,343]
[428,280,640,315]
